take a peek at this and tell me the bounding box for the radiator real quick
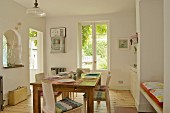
[8,86,27,105]
[51,67,66,74]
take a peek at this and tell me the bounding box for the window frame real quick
[78,21,110,72]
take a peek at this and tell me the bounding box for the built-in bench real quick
[140,82,163,113]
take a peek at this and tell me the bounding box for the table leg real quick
[33,86,41,113]
[87,88,94,113]
[62,92,70,99]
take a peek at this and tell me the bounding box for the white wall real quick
[136,0,164,112]
[164,0,170,112]
[138,0,164,82]
[45,12,136,89]
[0,0,46,105]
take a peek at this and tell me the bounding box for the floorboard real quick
[0,90,137,113]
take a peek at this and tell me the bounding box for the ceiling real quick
[13,0,135,18]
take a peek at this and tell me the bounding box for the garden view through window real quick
[81,22,108,71]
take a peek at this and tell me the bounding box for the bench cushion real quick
[148,89,163,107]
[141,82,163,93]
[141,82,164,107]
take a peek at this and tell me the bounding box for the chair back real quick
[49,70,56,76]
[35,73,44,83]
[42,81,56,113]
[105,73,111,113]
[106,72,111,87]
[76,68,90,76]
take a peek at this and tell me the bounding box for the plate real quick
[45,75,62,79]
[58,72,69,74]
[58,72,70,76]
[57,79,75,83]
[84,76,97,79]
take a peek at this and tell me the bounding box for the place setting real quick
[46,71,83,85]
[83,72,100,80]
[44,71,75,80]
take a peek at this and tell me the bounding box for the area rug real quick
[110,90,135,107]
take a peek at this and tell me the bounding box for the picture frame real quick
[118,38,129,50]
[50,27,66,37]
[51,36,65,53]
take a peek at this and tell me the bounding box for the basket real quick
[8,86,27,105]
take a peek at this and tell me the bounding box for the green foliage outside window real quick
[82,24,108,70]
[29,29,38,47]
[29,30,37,37]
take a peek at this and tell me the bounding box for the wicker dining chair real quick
[83,72,111,113]
[95,71,111,91]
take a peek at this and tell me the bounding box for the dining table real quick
[30,73,101,113]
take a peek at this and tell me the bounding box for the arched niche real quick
[3,29,23,68]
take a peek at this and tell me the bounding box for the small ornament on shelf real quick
[134,46,137,54]
[130,32,138,45]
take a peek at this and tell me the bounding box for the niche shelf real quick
[3,64,24,69]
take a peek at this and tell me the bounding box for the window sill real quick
[3,64,24,69]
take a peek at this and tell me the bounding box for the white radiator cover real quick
[51,67,66,74]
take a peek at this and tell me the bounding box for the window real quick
[78,22,110,71]
[29,29,38,69]
[3,36,7,65]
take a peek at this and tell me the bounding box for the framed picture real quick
[118,38,129,50]
[50,27,66,37]
[51,36,65,53]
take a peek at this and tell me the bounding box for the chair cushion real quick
[95,85,107,91]
[56,97,82,113]
[83,91,106,101]
[94,91,106,101]
[39,91,43,96]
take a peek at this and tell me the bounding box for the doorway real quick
[29,28,44,83]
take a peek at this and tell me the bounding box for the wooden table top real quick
[30,73,101,87]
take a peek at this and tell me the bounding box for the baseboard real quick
[137,103,156,112]
[110,86,130,90]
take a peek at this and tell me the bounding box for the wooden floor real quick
[0,90,135,113]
